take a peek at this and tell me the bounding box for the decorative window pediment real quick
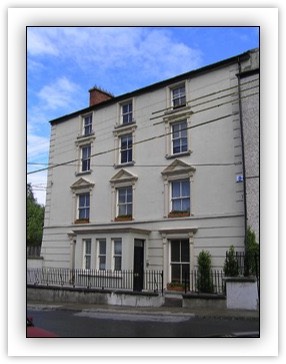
[161,159,196,180]
[70,177,95,192]
[110,169,138,187]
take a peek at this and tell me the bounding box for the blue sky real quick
[27,26,259,205]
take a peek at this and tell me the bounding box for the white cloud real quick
[27,28,59,56]
[28,27,202,83]
[38,76,80,110]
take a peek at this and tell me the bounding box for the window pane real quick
[172,200,181,211]
[172,181,180,197]
[172,123,180,138]
[127,149,132,162]
[118,205,126,216]
[181,138,188,152]
[99,256,106,270]
[99,240,106,254]
[121,150,127,163]
[114,257,121,271]
[126,204,132,216]
[120,134,132,163]
[122,102,133,124]
[171,241,180,261]
[181,181,190,196]
[182,198,190,211]
[114,240,122,255]
[126,187,132,202]
[182,264,190,281]
[117,187,132,216]
[181,121,187,136]
[85,256,91,270]
[171,264,180,283]
[85,240,91,254]
[173,139,181,154]
[181,240,189,262]
[118,189,126,203]
[172,86,186,108]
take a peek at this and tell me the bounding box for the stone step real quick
[163,297,182,307]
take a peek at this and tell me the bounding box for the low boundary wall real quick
[224,277,259,310]
[182,293,226,309]
[27,285,165,308]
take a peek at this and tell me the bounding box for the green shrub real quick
[244,227,259,276]
[224,245,239,277]
[197,250,213,293]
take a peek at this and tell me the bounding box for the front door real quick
[133,239,144,292]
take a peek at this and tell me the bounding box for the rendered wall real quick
[40,51,259,276]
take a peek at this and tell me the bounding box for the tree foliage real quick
[244,226,259,276]
[27,183,45,246]
[197,250,213,293]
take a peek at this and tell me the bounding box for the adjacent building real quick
[40,48,259,290]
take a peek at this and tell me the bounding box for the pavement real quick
[27,300,259,320]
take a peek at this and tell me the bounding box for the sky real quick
[27,26,259,205]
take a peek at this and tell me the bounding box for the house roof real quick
[49,48,257,126]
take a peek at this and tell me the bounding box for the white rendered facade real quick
[40,49,259,288]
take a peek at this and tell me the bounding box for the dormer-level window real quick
[121,101,133,124]
[172,85,186,109]
[83,114,92,136]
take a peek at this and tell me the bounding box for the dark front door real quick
[133,239,144,292]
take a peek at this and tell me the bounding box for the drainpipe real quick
[237,57,248,250]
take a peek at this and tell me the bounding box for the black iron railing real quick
[27,268,163,294]
[225,251,259,278]
[27,246,41,258]
[184,270,225,294]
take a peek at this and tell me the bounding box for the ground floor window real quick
[97,239,106,270]
[170,239,190,284]
[83,239,92,270]
[113,238,122,271]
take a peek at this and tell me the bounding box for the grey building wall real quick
[239,49,260,242]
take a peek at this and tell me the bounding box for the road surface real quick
[27,307,259,338]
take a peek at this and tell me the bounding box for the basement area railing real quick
[27,268,164,294]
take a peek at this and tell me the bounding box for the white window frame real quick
[97,239,107,271]
[171,84,186,109]
[110,169,138,221]
[80,144,91,172]
[170,179,190,214]
[169,239,190,284]
[113,125,137,167]
[161,160,195,218]
[121,100,133,125]
[116,185,133,218]
[77,192,90,221]
[112,238,122,271]
[119,133,133,164]
[171,120,188,155]
[83,239,92,270]
[82,114,93,136]
[163,112,192,159]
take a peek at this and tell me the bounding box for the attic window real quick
[172,85,186,109]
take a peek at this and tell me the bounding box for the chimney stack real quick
[89,86,113,106]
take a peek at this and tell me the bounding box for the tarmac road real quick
[27,304,259,338]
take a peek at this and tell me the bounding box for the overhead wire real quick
[28,78,259,175]
[28,78,258,163]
